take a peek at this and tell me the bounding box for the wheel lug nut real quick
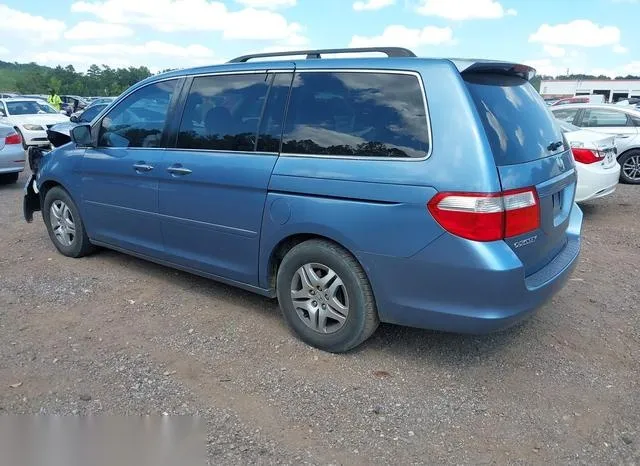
[310,290,315,295]
[312,301,317,307]
[324,294,329,299]
[322,304,326,310]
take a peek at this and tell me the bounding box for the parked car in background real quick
[1,92,19,99]
[551,95,605,106]
[0,123,24,184]
[551,103,640,184]
[70,103,109,123]
[21,94,49,103]
[0,98,69,148]
[615,97,640,110]
[60,95,89,116]
[88,97,115,106]
[22,47,582,352]
[556,120,620,202]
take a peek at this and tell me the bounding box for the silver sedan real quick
[0,123,25,184]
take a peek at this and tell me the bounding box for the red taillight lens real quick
[571,147,602,164]
[5,132,21,145]
[502,188,540,238]
[428,187,540,242]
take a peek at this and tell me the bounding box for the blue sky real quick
[1,0,638,76]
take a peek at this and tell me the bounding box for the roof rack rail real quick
[228,47,416,63]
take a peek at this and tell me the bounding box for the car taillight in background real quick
[428,187,540,242]
[5,132,22,145]
[571,147,604,164]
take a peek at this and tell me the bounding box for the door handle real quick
[615,135,630,139]
[133,162,154,172]
[167,165,192,176]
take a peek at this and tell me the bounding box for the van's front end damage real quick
[23,122,75,222]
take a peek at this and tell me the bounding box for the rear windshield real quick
[464,73,563,165]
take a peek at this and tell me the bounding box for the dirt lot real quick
[0,170,638,465]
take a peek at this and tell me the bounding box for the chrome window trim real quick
[97,68,432,160]
[280,68,432,162]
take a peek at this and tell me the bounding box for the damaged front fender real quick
[23,123,77,222]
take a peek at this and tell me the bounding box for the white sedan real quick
[0,98,69,148]
[557,120,621,202]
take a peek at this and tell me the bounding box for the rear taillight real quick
[571,147,603,164]
[5,132,21,145]
[428,187,540,242]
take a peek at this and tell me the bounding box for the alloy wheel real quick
[622,154,640,181]
[290,263,349,334]
[49,200,76,247]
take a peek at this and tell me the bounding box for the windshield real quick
[6,100,58,115]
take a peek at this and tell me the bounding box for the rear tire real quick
[0,172,19,184]
[619,149,640,184]
[276,239,379,353]
[42,186,95,258]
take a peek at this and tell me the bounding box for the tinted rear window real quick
[465,73,563,165]
[281,72,429,158]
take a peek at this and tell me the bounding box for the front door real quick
[80,79,180,257]
[159,71,292,285]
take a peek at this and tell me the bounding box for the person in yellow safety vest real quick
[47,88,62,111]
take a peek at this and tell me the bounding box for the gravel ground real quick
[1,170,639,465]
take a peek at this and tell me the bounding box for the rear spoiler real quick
[449,59,536,81]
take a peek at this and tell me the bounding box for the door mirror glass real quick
[70,115,79,123]
[70,124,93,147]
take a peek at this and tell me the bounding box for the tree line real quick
[0,61,155,97]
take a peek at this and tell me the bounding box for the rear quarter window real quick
[281,71,430,158]
[465,73,563,165]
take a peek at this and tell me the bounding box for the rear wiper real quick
[547,141,563,152]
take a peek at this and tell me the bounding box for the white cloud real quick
[416,0,516,20]
[70,41,215,59]
[523,59,564,77]
[64,21,134,40]
[0,5,66,42]
[0,46,9,56]
[529,20,620,47]
[30,51,133,69]
[70,0,306,43]
[19,41,219,72]
[543,45,565,57]
[353,0,395,11]
[613,44,628,54]
[350,25,454,49]
[234,0,296,8]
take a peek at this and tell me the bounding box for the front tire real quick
[42,186,94,258]
[276,239,379,353]
[619,149,640,184]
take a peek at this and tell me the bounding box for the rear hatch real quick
[462,65,576,276]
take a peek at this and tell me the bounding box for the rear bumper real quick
[360,205,583,334]
[575,162,620,202]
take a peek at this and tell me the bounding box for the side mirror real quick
[0,109,6,117]
[70,124,93,147]
[70,115,79,123]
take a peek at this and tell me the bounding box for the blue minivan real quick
[24,48,582,352]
